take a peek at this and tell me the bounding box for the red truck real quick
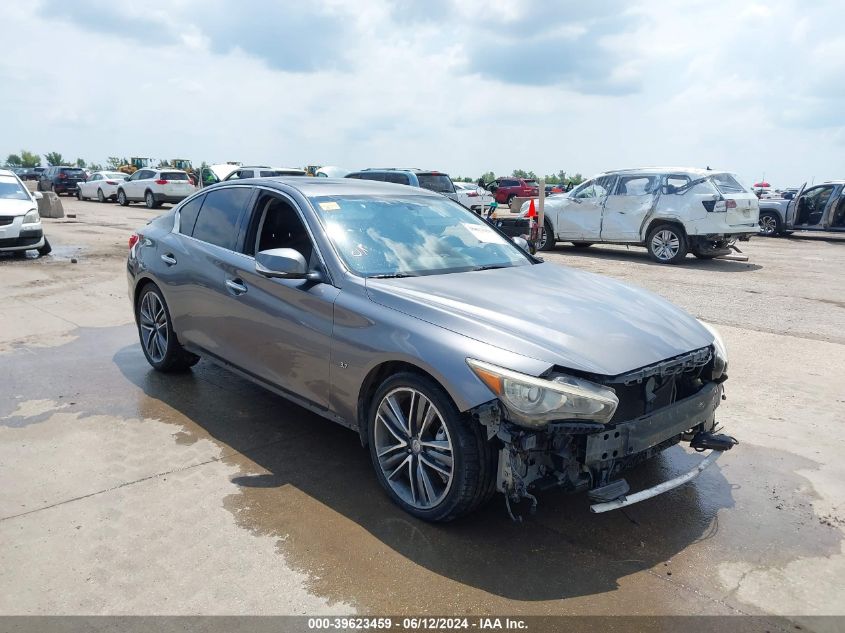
[487,177,540,204]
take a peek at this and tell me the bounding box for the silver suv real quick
[117,169,197,209]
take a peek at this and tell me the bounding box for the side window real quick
[383,172,410,185]
[191,187,252,250]
[666,175,690,190]
[91,174,102,181]
[573,180,595,199]
[242,193,314,262]
[345,173,361,179]
[358,172,386,182]
[178,195,205,235]
[593,176,616,198]
[615,176,657,196]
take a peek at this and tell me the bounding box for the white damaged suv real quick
[498,167,759,263]
[0,168,51,257]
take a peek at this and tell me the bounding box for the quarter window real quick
[190,187,252,250]
[615,176,657,196]
[178,195,205,235]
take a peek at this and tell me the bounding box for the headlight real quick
[467,359,618,428]
[698,320,728,375]
[23,209,40,224]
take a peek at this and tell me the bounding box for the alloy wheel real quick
[374,387,454,510]
[97,189,105,203]
[651,229,680,261]
[759,215,778,235]
[138,291,168,363]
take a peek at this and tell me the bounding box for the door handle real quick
[225,278,248,296]
[160,253,177,266]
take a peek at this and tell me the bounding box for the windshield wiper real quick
[368,273,413,279]
[470,264,509,272]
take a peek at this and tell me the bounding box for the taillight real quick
[128,233,139,249]
[725,199,737,209]
[106,180,118,185]
[467,192,478,197]
[155,179,168,185]
[58,173,67,179]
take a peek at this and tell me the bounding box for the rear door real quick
[792,184,837,229]
[601,174,658,241]
[159,171,195,198]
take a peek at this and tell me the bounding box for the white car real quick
[199,164,307,187]
[0,168,50,256]
[497,167,759,263]
[77,171,129,203]
[453,181,494,214]
[117,168,197,209]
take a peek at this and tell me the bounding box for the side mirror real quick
[256,248,317,280]
[512,236,535,255]
[32,191,43,200]
[662,184,677,194]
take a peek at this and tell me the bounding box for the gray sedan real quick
[127,178,734,521]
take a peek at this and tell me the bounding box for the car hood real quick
[366,263,714,376]
[0,199,37,216]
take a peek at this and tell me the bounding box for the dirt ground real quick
[1,197,843,628]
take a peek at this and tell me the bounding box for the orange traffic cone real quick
[526,198,537,218]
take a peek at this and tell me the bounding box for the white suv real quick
[117,168,197,209]
[0,168,51,256]
[498,167,759,263]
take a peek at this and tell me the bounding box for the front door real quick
[220,188,340,410]
[601,174,659,241]
[556,176,614,240]
[793,184,836,229]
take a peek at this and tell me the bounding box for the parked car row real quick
[0,168,51,256]
[758,182,845,235]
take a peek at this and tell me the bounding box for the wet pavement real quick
[1,200,844,627]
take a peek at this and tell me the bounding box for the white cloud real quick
[0,0,843,186]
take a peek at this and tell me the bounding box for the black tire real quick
[145,190,159,209]
[570,241,593,248]
[692,250,720,260]
[135,284,200,372]
[506,193,516,205]
[646,223,688,264]
[537,219,555,251]
[117,189,129,206]
[76,188,82,200]
[37,238,52,257]
[97,188,106,203]
[758,211,781,236]
[367,371,496,522]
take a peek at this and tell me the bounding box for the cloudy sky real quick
[1,0,843,186]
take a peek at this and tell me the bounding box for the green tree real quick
[6,154,22,167]
[88,162,104,171]
[511,168,528,178]
[567,173,584,187]
[75,158,87,168]
[478,170,495,184]
[19,150,41,167]
[106,156,123,170]
[44,152,64,166]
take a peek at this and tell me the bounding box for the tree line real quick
[453,169,585,187]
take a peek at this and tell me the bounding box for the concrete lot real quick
[1,198,843,627]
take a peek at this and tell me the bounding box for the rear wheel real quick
[367,372,495,521]
[646,224,687,264]
[136,284,200,372]
[118,189,129,206]
[97,188,106,203]
[37,238,52,257]
[758,211,781,236]
[570,241,593,248]
[76,189,82,200]
[145,190,159,209]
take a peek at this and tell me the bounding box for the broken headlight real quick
[23,209,40,224]
[699,320,728,377]
[467,359,619,428]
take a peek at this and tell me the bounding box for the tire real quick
[135,284,200,372]
[758,211,781,236]
[367,371,496,522]
[76,188,83,201]
[506,194,516,205]
[117,189,129,206]
[50,184,55,194]
[646,223,688,264]
[145,190,159,209]
[97,188,106,203]
[37,238,52,257]
[537,219,555,251]
[692,250,720,260]
[570,241,593,248]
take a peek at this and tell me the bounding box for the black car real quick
[38,166,86,195]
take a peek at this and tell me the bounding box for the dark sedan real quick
[127,178,734,521]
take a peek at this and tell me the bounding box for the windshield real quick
[0,175,31,200]
[416,173,455,194]
[104,172,126,180]
[311,194,530,277]
[710,173,746,194]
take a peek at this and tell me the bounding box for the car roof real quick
[213,176,445,198]
[357,168,447,174]
[595,167,732,178]
[0,168,16,177]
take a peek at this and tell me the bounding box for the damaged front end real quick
[470,346,736,520]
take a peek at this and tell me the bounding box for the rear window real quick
[416,173,455,194]
[161,172,189,181]
[710,173,746,194]
[524,180,538,187]
[60,168,85,175]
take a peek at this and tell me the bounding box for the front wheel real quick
[117,189,129,206]
[145,191,157,209]
[646,224,688,264]
[758,211,781,236]
[97,188,106,203]
[37,238,52,257]
[76,189,82,200]
[537,219,555,251]
[136,284,200,372]
[367,372,495,521]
